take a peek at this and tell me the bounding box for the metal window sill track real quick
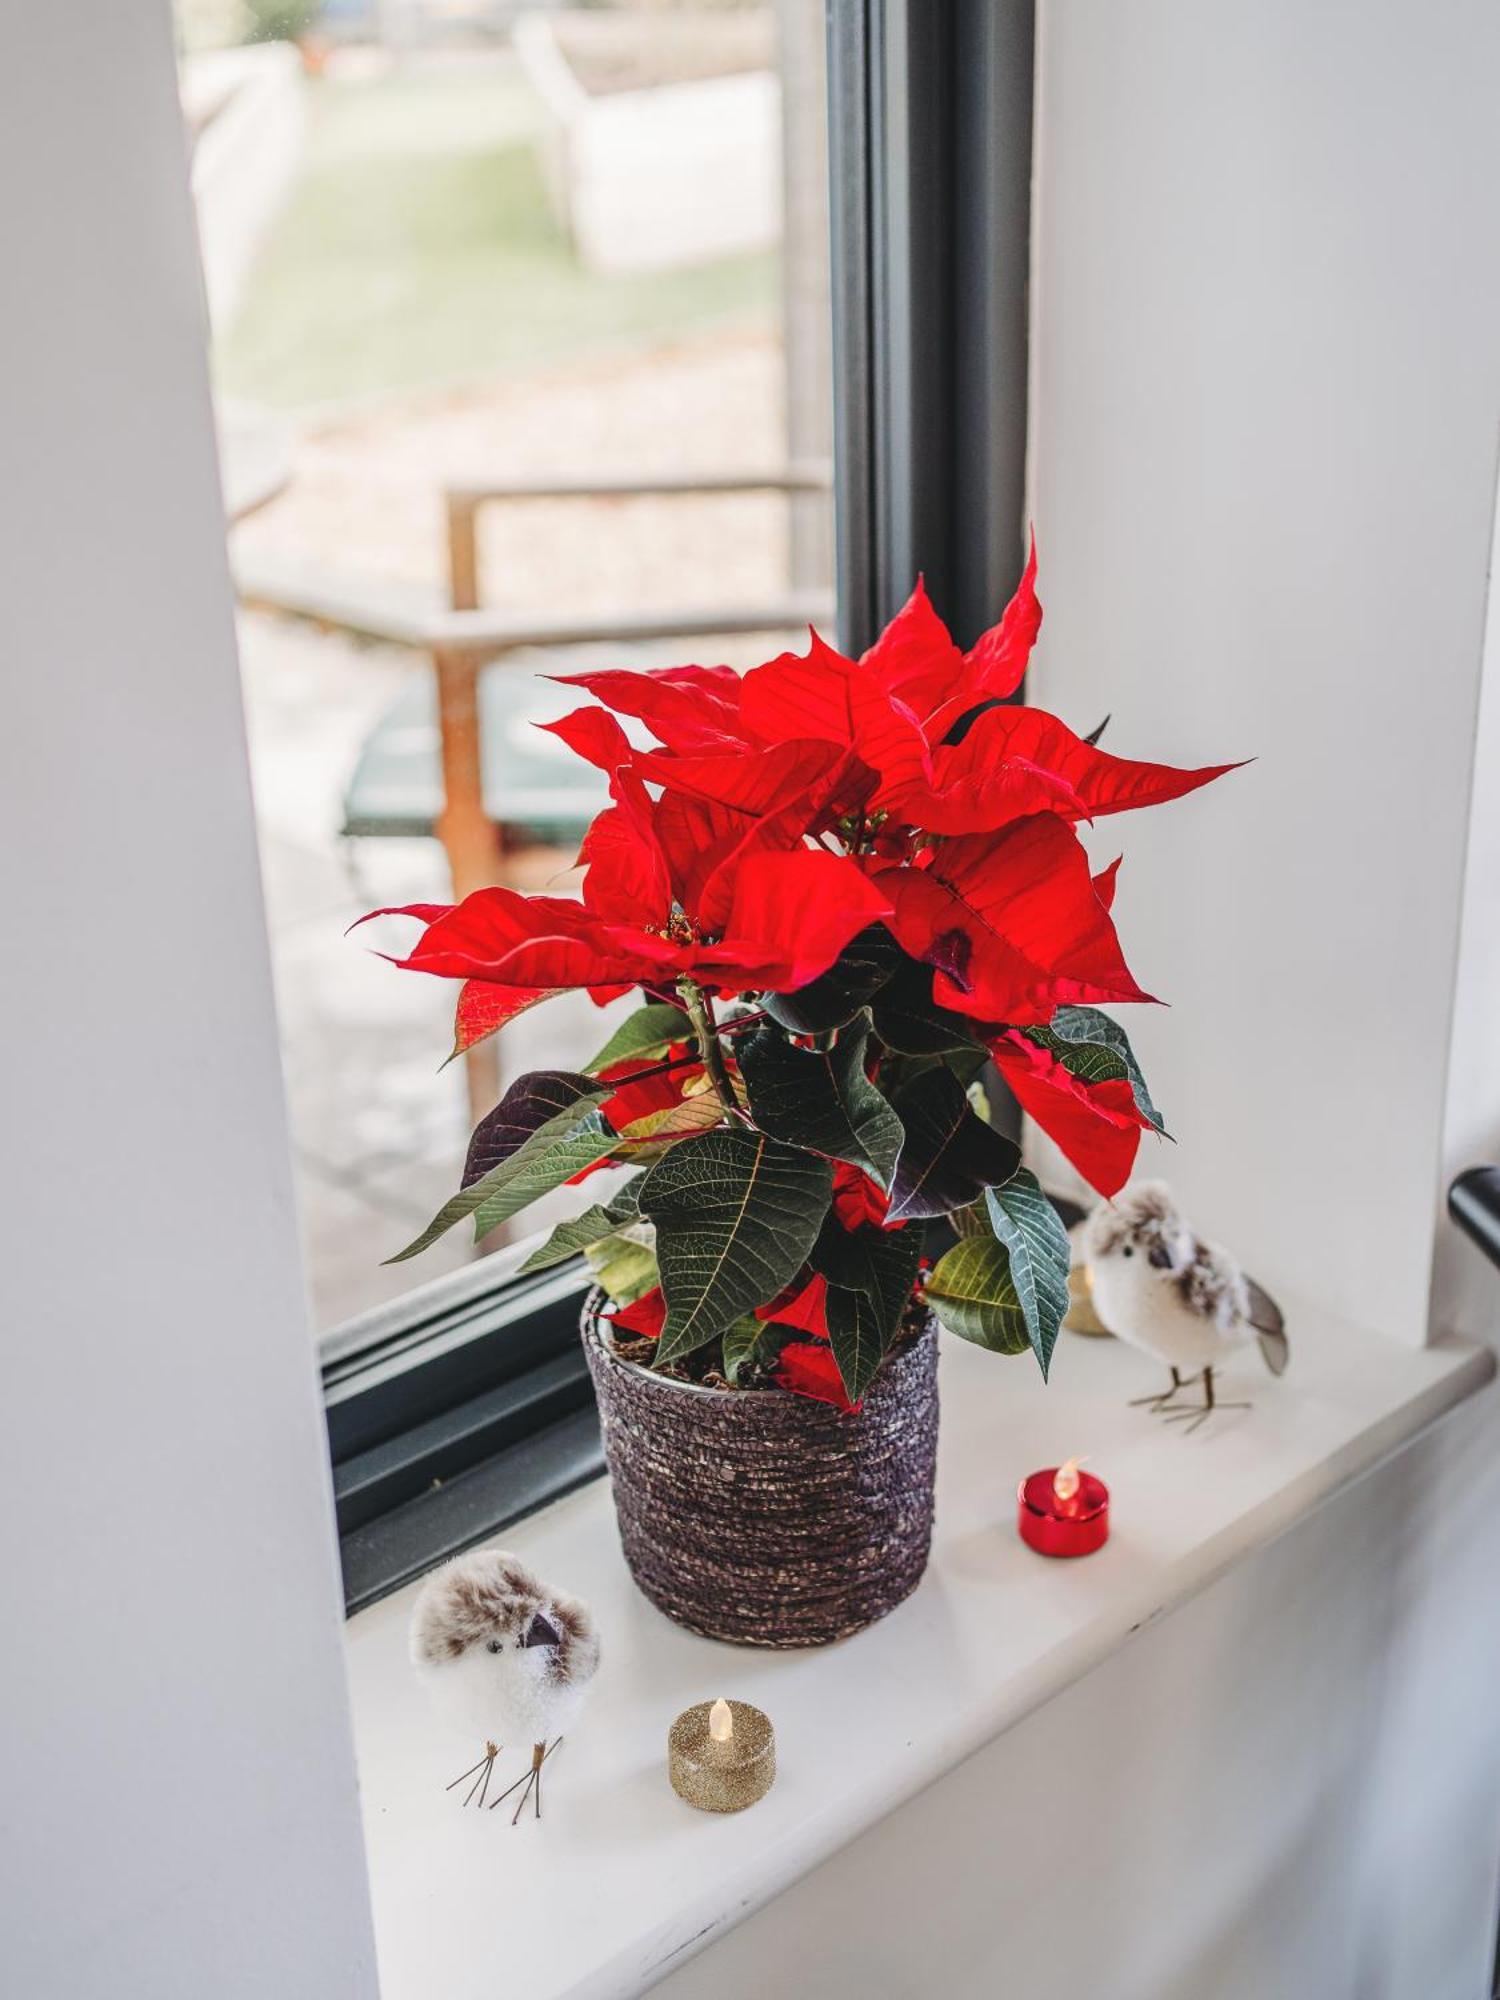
[326,1263,602,1613]
[344,1301,1493,2000]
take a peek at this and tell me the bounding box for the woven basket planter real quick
[581,1290,939,1647]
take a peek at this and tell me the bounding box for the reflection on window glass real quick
[176,0,834,1331]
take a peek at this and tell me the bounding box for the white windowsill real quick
[345,1299,1494,2000]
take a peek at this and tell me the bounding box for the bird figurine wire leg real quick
[1128,1365,1188,1411]
[1160,1365,1251,1435]
[445,1740,502,1808]
[490,1737,561,1824]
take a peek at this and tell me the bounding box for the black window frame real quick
[325,0,1036,1616]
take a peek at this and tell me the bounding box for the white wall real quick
[1432,477,1500,1342]
[183,42,308,329]
[0,7,375,1996]
[664,6,1500,1992]
[1025,0,1500,1348]
[658,1384,1500,2000]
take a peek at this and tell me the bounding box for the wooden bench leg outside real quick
[432,645,503,1132]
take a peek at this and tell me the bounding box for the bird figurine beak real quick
[523,1610,561,1650]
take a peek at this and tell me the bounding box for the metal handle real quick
[1448,1165,1500,1272]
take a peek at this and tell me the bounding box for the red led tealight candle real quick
[1018,1458,1109,1558]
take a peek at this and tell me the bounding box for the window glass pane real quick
[175,0,834,1333]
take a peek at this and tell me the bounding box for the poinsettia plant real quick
[362,546,1236,1411]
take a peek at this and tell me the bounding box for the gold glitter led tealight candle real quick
[668,1698,775,1812]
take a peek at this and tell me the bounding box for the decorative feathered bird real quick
[1082,1182,1288,1432]
[410,1549,600,1822]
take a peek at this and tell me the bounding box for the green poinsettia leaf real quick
[760,926,902,1036]
[948,1201,989,1239]
[582,1002,688,1075]
[517,1204,622,1275]
[469,1117,619,1240]
[823,1286,890,1402]
[984,1169,1072,1379]
[870,955,988,1056]
[586,1231,658,1306]
[721,1315,770,1385]
[1046,1006,1168,1134]
[738,1019,904,1189]
[1018,1024,1131,1089]
[812,1215,922,1399]
[387,1085,615,1263]
[517,1176,643,1274]
[925,1236,1030,1353]
[809,1212,923,1331]
[887,1068,1021,1221]
[822,1226,925,1401]
[461,1070,609,1187]
[638,1127,832,1364]
[887,1044,992,1093]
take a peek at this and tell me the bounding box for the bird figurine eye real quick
[1122,1244,1134,1258]
[486,1639,503,1655]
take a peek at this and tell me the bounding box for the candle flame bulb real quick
[1019,1460,1109,1557]
[708,1698,734,1745]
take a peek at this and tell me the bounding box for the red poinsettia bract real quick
[880,814,1155,1025]
[547,543,1236,844]
[609,1289,666,1341]
[363,546,1239,1405]
[755,1270,831,1339]
[372,810,892,1004]
[988,1031,1154,1199]
[774,1340,862,1413]
[830,1162,896,1231]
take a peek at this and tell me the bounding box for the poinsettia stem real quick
[597,1010,768,1099]
[677,977,738,1116]
[716,1007,769,1038]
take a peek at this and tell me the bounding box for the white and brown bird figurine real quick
[1082,1182,1288,1432]
[410,1549,600,1822]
